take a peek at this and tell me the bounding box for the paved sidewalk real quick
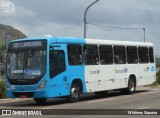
[0,98,33,104]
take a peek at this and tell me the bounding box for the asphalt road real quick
[0,86,160,118]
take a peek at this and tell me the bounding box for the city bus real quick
[5,37,156,104]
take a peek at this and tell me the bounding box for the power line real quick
[87,22,143,30]
[87,22,146,42]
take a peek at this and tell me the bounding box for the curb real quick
[0,98,33,104]
[0,98,13,101]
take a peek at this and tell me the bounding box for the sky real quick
[0,0,160,55]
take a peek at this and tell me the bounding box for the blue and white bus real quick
[5,37,156,104]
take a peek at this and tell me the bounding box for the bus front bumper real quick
[6,88,47,98]
[6,85,69,98]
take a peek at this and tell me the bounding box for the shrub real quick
[0,81,6,98]
[150,72,160,87]
[156,75,160,85]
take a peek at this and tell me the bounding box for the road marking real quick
[87,97,114,103]
[141,91,159,95]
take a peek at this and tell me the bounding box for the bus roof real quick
[85,38,154,47]
[11,37,154,47]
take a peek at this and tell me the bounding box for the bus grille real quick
[12,92,35,98]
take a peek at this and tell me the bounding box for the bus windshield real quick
[7,50,46,79]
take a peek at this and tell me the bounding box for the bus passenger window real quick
[83,45,99,65]
[99,45,113,65]
[149,47,154,63]
[67,44,82,65]
[114,46,126,64]
[127,46,138,64]
[138,47,149,63]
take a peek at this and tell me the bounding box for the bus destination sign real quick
[13,41,42,48]
[8,40,47,50]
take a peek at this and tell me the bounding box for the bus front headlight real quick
[38,80,47,89]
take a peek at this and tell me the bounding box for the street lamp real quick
[84,0,99,39]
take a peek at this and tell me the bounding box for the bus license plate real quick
[20,95,27,98]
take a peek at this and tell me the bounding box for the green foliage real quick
[150,71,160,87]
[0,80,6,99]
[156,58,160,67]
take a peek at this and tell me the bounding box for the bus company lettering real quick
[89,70,100,74]
[115,68,128,74]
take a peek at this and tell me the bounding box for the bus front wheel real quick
[67,83,80,103]
[34,98,47,104]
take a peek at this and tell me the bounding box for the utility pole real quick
[2,32,7,48]
[84,0,99,39]
[143,28,145,42]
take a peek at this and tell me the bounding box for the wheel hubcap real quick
[129,81,135,91]
[71,88,79,98]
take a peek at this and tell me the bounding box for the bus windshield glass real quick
[7,40,47,80]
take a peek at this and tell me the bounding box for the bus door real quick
[49,44,67,96]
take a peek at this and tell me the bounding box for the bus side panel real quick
[137,63,156,86]
[114,65,129,89]
[85,65,115,93]
[85,66,97,92]
[67,65,87,93]
[45,73,70,98]
[119,64,138,88]
[46,60,87,97]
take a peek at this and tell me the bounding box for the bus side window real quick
[138,47,149,63]
[127,46,138,64]
[67,44,82,65]
[83,45,99,65]
[149,47,154,63]
[114,46,126,64]
[99,45,113,65]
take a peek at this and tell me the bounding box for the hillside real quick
[0,24,27,47]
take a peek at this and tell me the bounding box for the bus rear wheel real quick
[34,98,47,104]
[128,78,136,94]
[67,83,80,103]
[121,78,136,95]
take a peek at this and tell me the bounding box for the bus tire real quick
[67,83,80,103]
[128,78,136,94]
[121,78,136,95]
[34,98,47,104]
